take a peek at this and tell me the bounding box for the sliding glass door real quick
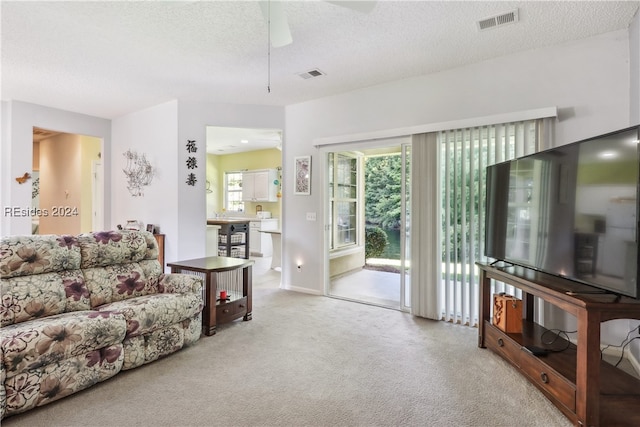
[324,139,411,310]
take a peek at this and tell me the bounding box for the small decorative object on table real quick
[493,293,522,333]
[125,220,141,230]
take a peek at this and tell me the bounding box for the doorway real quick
[324,139,411,310]
[32,127,102,234]
[205,126,283,266]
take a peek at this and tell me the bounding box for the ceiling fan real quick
[259,1,377,47]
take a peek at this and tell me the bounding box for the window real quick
[329,152,360,250]
[225,172,244,212]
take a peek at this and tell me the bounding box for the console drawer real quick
[216,297,248,323]
[484,321,521,367]
[519,351,576,412]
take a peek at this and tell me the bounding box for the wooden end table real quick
[167,256,254,336]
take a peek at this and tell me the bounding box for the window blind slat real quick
[439,119,541,326]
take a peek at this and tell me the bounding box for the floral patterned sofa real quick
[0,230,203,419]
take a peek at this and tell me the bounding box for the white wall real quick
[111,100,179,269]
[282,30,633,295]
[1,101,111,236]
[1,101,9,235]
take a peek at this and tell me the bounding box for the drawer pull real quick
[223,309,230,314]
[238,304,245,309]
[540,372,549,384]
[497,338,504,347]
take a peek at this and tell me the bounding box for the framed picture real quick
[294,156,311,195]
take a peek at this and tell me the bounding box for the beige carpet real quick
[3,279,571,427]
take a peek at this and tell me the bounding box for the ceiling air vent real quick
[297,69,326,80]
[477,9,519,31]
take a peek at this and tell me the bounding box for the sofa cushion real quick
[3,343,124,416]
[122,325,185,370]
[95,292,202,338]
[0,234,81,279]
[77,230,150,269]
[83,260,164,308]
[1,270,91,327]
[1,310,126,377]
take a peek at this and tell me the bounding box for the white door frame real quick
[92,160,104,231]
[320,136,411,310]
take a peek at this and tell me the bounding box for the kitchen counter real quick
[207,218,278,258]
[207,218,250,225]
[260,230,281,270]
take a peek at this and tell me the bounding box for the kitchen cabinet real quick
[242,169,278,202]
[249,219,278,257]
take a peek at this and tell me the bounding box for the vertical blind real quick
[439,120,541,326]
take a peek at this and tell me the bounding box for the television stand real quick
[477,263,640,426]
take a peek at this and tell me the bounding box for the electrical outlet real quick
[306,212,316,221]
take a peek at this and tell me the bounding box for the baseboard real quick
[279,283,323,296]
[600,343,640,377]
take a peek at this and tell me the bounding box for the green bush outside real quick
[365,226,388,259]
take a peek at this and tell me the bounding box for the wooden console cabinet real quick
[478,263,640,426]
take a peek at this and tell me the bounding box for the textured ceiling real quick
[2,1,639,121]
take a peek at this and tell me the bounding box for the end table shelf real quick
[168,256,254,336]
[478,263,640,427]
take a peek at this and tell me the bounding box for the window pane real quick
[330,152,359,250]
[337,184,356,199]
[225,172,244,212]
[336,201,356,246]
[228,173,242,191]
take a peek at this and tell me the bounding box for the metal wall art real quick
[123,149,154,197]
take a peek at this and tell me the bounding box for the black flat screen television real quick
[485,125,640,298]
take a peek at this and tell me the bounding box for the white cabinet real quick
[249,219,278,257]
[242,169,278,202]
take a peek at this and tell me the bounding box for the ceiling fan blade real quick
[325,1,377,13]
[259,1,293,48]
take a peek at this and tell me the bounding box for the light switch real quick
[306,212,316,221]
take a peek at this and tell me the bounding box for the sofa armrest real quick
[158,273,203,295]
